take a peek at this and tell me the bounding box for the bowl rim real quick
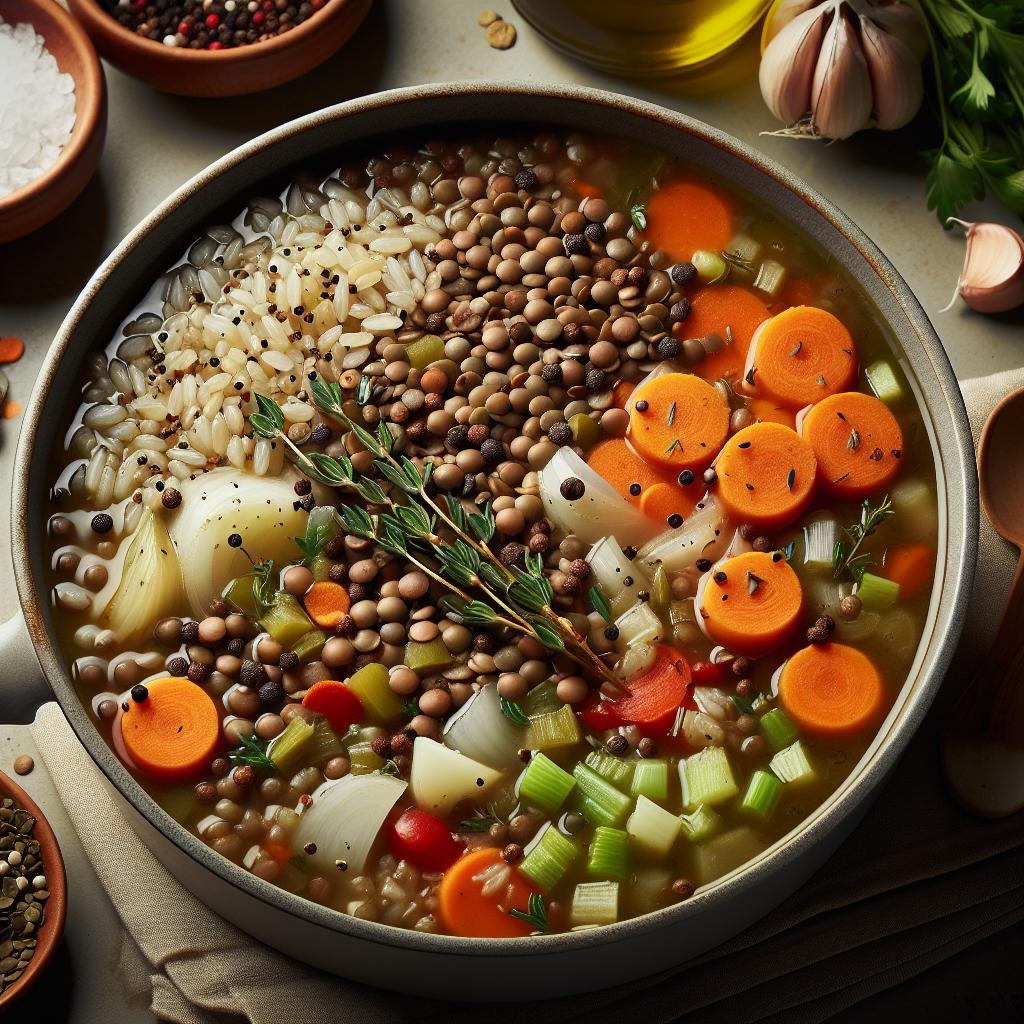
[67,0,364,64]
[0,768,68,1008]
[0,0,105,214]
[11,81,978,960]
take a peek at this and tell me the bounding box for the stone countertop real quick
[0,1,1022,1020]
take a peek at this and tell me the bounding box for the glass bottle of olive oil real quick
[512,0,773,75]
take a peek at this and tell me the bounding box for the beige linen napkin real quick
[31,370,1024,1024]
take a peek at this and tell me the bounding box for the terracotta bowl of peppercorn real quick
[66,0,374,97]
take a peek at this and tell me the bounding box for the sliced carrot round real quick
[713,422,817,531]
[746,397,795,430]
[586,437,665,508]
[118,677,221,783]
[615,645,692,735]
[302,680,364,733]
[639,480,700,526]
[680,284,771,384]
[303,580,351,629]
[628,372,730,473]
[799,391,904,499]
[698,550,804,657]
[778,642,885,738]
[744,306,858,407]
[645,180,734,262]
[438,848,540,938]
[881,544,934,599]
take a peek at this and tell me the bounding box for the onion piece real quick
[292,773,406,875]
[613,601,664,651]
[443,684,525,770]
[635,495,731,574]
[587,536,649,600]
[539,448,659,548]
[409,737,503,817]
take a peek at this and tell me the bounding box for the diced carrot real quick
[264,843,295,865]
[747,397,795,430]
[628,372,730,473]
[3,401,21,420]
[302,680,364,732]
[713,422,817,531]
[118,677,221,783]
[798,391,904,499]
[613,645,692,735]
[776,276,817,311]
[697,550,804,657]
[778,642,885,737]
[882,544,934,598]
[639,480,700,527]
[0,336,24,364]
[438,848,539,938]
[612,380,636,409]
[743,306,858,407]
[644,181,734,262]
[572,179,602,200]
[303,581,351,629]
[679,285,771,384]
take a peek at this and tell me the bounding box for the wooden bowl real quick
[0,0,106,245]
[0,769,67,1010]
[67,0,374,97]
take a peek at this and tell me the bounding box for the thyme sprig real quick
[832,496,895,584]
[507,892,550,933]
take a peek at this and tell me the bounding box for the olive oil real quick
[512,0,773,74]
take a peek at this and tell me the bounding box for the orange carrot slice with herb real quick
[302,680,364,732]
[747,397,795,430]
[881,544,934,598]
[628,372,730,473]
[798,391,904,499]
[681,285,771,384]
[639,480,700,527]
[778,642,885,737]
[713,422,817,531]
[303,581,351,629]
[118,677,221,783]
[743,306,857,407]
[586,437,665,508]
[614,645,693,735]
[697,550,804,657]
[645,181,734,262]
[438,848,539,938]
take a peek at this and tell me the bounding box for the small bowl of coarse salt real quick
[0,0,106,245]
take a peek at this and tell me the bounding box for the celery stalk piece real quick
[694,828,762,884]
[574,763,632,827]
[758,708,799,753]
[627,795,681,857]
[753,258,786,297]
[347,741,385,775]
[680,747,738,809]
[525,705,581,750]
[802,517,839,569]
[865,360,904,405]
[740,769,783,821]
[770,741,817,785]
[346,663,405,724]
[518,753,576,813]
[630,758,669,801]
[269,717,315,774]
[571,881,619,927]
[521,680,560,718]
[404,334,446,370]
[587,826,630,881]
[519,824,579,890]
[223,573,262,620]
[307,717,343,764]
[404,637,453,673]
[309,554,333,582]
[292,628,326,664]
[260,592,316,649]
[856,572,900,613]
[679,803,722,843]
[584,749,634,790]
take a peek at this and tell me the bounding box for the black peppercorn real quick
[479,438,504,464]
[499,542,525,568]
[180,621,200,645]
[637,738,657,758]
[226,637,245,657]
[187,661,209,683]
[584,221,606,243]
[668,513,684,528]
[514,169,537,191]
[559,477,585,501]
[278,651,299,672]
[446,424,470,450]
[239,660,268,688]
[91,513,114,534]
[678,469,695,486]
[606,734,629,756]
[347,583,368,602]
[167,656,189,677]
[258,679,285,707]
[669,298,692,324]
[563,232,589,256]
[130,684,149,703]
[228,533,243,548]
[657,337,680,360]
[635,400,649,412]
[806,615,836,645]
[309,423,331,445]
[547,422,573,446]
[161,488,182,509]
[541,363,563,385]
[294,479,312,496]
[604,624,620,641]
[585,367,607,391]
[671,262,698,288]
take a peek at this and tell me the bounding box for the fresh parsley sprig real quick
[228,733,277,774]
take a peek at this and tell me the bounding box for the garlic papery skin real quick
[851,0,927,60]
[762,0,823,50]
[759,5,832,125]
[946,220,1024,315]
[859,13,923,130]
[811,11,872,140]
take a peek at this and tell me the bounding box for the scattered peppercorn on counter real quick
[45,130,937,936]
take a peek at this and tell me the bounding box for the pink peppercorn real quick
[207,39,224,49]
[206,13,220,27]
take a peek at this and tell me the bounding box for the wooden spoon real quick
[942,386,1024,817]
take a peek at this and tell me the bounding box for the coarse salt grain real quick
[0,17,76,199]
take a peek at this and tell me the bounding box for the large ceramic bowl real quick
[2,84,977,1000]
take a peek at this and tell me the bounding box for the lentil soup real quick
[46,130,937,937]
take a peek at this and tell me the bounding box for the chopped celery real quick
[347,740,385,775]
[770,741,817,785]
[309,554,333,582]
[526,705,581,750]
[405,637,453,673]
[759,708,799,752]
[569,412,602,449]
[307,717,343,764]
[694,828,762,884]
[261,592,316,649]
[679,803,722,843]
[803,517,839,569]
[630,759,669,801]
[519,824,579,890]
[574,763,631,827]
[521,680,559,718]
[613,601,663,649]
[346,663,405,724]
[681,747,738,809]
[584,749,634,790]
[865,360,904,405]
[651,565,672,612]
[571,881,619,927]
[740,770,783,821]
[404,334,446,370]
[269,717,315,774]
[223,573,262,620]
[753,258,786,297]
[627,795,681,857]
[856,572,900,612]
[292,628,326,663]
[587,826,630,881]
[519,753,576,813]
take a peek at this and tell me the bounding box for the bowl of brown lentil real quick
[0,771,66,1011]
[65,0,374,97]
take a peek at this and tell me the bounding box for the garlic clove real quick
[759,4,832,125]
[852,0,928,61]
[811,10,873,140]
[859,14,924,130]
[948,220,1024,315]
[761,0,824,51]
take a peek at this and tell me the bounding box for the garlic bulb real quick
[943,220,1024,315]
[759,0,925,140]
